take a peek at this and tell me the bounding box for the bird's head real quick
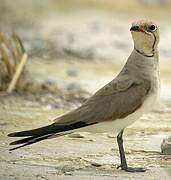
[130,20,159,57]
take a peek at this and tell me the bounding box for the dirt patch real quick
[0,1,171,179]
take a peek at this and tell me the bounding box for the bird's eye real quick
[149,25,156,31]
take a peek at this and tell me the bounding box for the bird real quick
[8,20,160,172]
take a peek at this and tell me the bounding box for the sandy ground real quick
[0,1,171,179]
[0,60,171,180]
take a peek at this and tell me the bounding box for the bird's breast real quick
[76,82,159,135]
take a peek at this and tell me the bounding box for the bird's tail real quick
[8,121,95,151]
[8,123,70,151]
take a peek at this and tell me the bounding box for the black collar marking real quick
[135,33,157,58]
[135,48,154,57]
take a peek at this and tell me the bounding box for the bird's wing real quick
[54,74,151,126]
[8,73,151,150]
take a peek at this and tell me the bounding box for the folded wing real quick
[8,73,151,150]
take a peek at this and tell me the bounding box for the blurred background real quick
[0,0,171,99]
[0,0,171,179]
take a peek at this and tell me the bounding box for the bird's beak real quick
[130,26,145,33]
[130,26,140,32]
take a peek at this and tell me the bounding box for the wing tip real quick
[10,141,19,145]
[8,132,25,137]
[9,144,28,151]
[8,133,16,137]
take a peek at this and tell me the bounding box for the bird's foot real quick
[117,165,146,172]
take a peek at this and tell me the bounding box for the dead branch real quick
[7,53,28,93]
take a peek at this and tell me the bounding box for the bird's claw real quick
[116,165,121,169]
[123,166,146,172]
[117,165,146,172]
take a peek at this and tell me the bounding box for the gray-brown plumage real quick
[8,20,160,172]
[54,69,151,125]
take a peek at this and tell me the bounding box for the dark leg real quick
[117,129,146,172]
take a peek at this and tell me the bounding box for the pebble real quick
[161,136,171,155]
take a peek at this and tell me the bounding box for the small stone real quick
[91,162,102,167]
[107,133,115,138]
[44,104,53,110]
[161,136,171,155]
[66,68,78,77]
[68,133,85,138]
[64,171,73,175]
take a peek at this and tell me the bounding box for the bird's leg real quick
[116,129,146,172]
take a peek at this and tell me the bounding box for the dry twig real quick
[0,32,29,93]
[7,53,28,93]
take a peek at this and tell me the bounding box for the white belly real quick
[75,90,158,135]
